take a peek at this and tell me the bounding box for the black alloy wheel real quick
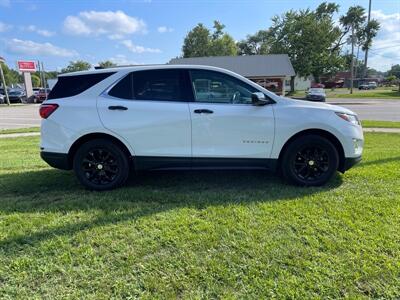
[73,139,130,190]
[281,135,339,186]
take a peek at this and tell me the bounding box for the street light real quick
[0,56,10,106]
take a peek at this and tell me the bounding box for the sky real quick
[0,0,399,72]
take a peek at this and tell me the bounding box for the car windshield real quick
[9,90,22,95]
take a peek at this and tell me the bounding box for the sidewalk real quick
[0,132,40,139]
[363,128,400,133]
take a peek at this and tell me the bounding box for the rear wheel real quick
[281,135,339,186]
[73,139,130,190]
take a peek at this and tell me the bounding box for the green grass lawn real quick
[0,134,399,298]
[0,127,40,135]
[362,120,400,129]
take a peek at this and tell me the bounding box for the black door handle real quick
[194,109,213,114]
[108,105,128,111]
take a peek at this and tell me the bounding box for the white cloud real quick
[23,25,56,37]
[109,54,140,66]
[157,26,173,33]
[6,38,77,57]
[368,10,400,71]
[0,22,12,32]
[120,39,161,53]
[63,10,146,39]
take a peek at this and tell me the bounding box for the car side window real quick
[108,73,133,99]
[190,69,258,104]
[132,69,186,101]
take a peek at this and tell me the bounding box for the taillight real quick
[39,104,59,119]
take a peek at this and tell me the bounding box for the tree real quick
[237,30,270,55]
[387,64,400,79]
[361,20,380,78]
[31,74,41,87]
[98,60,117,68]
[387,64,400,91]
[340,5,367,93]
[61,60,91,73]
[267,2,342,91]
[182,24,211,57]
[385,75,397,84]
[182,21,237,57]
[0,62,22,86]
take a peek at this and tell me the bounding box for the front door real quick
[188,69,275,160]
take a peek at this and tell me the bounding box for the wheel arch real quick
[67,132,133,169]
[277,129,346,172]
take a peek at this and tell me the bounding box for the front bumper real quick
[41,151,71,170]
[340,155,362,172]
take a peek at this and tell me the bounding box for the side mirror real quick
[251,92,269,106]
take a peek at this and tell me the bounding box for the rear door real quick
[97,69,192,158]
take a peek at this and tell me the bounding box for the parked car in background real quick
[0,93,4,104]
[306,88,326,102]
[359,82,377,90]
[323,80,344,89]
[311,83,325,88]
[0,88,9,96]
[34,88,51,103]
[40,65,363,190]
[8,89,27,103]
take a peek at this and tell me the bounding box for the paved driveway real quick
[0,104,41,129]
[0,99,399,130]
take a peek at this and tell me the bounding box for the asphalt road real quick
[0,99,399,130]
[0,104,41,129]
[327,98,400,121]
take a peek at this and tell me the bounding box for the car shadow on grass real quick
[0,168,343,254]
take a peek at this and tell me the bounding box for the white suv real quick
[40,65,363,190]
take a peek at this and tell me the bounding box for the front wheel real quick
[73,139,130,190]
[281,135,339,186]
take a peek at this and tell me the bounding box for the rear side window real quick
[132,69,189,101]
[48,72,115,99]
[108,73,133,99]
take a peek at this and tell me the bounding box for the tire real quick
[281,135,339,186]
[73,138,130,191]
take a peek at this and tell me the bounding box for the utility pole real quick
[0,57,10,105]
[350,26,355,94]
[363,0,372,79]
[41,62,46,88]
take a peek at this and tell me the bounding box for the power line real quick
[370,44,400,51]
[368,50,400,60]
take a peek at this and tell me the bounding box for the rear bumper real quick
[341,156,362,172]
[40,151,71,170]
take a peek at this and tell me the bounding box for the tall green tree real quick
[267,2,343,91]
[388,64,400,79]
[61,60,91,73]
[182,21,237,57]
[0,62,22,86]
[361,19,380,78]
[237,30,270,55]
[31,74,41,87]
[98,60,117,68]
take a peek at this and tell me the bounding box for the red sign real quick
[17,61,36,72]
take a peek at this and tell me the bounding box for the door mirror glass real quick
[251,92,269,106]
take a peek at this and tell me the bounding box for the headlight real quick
[335,112,360,126]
